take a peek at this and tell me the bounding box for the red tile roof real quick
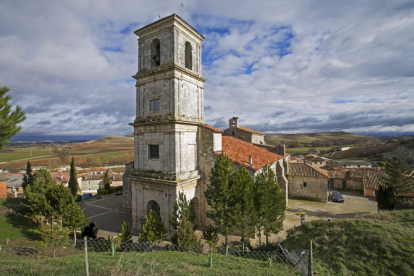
[364,170,414,192]
[216,136,284,170]
[200,124,224,133]
[50,172,70,184]
[289,163,330,178]
[238,126,264,135]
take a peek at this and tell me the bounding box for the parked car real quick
[82,193,93,200]
[330,191,344,203]
[116,190,123,195]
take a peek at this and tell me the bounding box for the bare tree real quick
[52,144,71,164]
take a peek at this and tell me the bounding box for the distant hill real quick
[124,134,134,137]
[85,134,134,143]
[265,131,368,145]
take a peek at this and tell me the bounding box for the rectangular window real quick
[150,99,160,111]
[304,182,307,187]
[149,145,159,159]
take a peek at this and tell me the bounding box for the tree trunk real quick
[53,248,56,258]
[73,229,77,248]
[60,217,62,231]
[242,234,245,253]
[395,192,398,210]
[51,216,53,231]
[266,235,269,251]
[225,236,228,255]
[259,234,262,249]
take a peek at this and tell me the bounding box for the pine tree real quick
[377,185,385,211]
[204,153,235,254]
[47,184,78,230]
[118,221,132,243]
[382,156,413,210]
[0,87,26,153]
[171,215,202,251]
[170,192,196,230]
[139,210,167,243]
[230,166,257,252]
[384,186,395,210]
[62,199,89,247]
[68,157,79,196]
[22,161,34,191]
[42,229,69,258]
[201,224,219,248]
[104,169,110,192]
[24,169,56,224]
[254,165,286,250]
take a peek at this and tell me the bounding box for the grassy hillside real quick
[265,131,368,145]
[0,198,43,244]
[283,210,414,275]
[86,134,134,143]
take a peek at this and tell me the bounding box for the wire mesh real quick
[0,238,310,276]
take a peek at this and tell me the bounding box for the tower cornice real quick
[132,63,206,84]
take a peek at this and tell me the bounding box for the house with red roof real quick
[287,163,330,202]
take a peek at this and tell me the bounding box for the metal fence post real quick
[84,237,89,276]
[308,239,313,276]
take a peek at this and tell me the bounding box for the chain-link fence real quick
[0,238,313,275]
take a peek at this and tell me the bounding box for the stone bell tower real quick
[129,14,206,235]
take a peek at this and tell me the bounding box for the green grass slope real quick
[283,210,414,275]
[0,198,43,244]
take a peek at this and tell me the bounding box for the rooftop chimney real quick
[249,156,253,165]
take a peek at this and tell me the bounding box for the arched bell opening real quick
[152,39,161,68]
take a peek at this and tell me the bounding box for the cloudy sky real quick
[1,0,413,140]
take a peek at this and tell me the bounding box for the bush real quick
[109,187,117,194]
[116,186,123,191]
[97,189,109,195]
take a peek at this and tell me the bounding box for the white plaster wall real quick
[213,133,222,152]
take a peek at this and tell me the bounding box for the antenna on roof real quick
[181,3,184,18]
[159,15,161,19]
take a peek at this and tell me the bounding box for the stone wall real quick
[251,133,265,144]
[223,128,252,143]
[197,126,222,228]
[131,177,199,238]
[396,196,414,210]
[288,176,328,203]
[333,179,363,190]
[122,162,134,210]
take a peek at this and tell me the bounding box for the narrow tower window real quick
[152,39,161,68]
[149,145,159,159]
[150,99,160,111]
[185,41,192,70]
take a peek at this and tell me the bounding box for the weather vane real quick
[181,3,184,18]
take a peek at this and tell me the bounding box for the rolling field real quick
[265,131,368,145]
[0,137,134,169]
[285,146,334,155]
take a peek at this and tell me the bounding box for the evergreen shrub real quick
[109,187,117,194]
[97,189,108,195]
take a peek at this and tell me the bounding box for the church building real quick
[123,14,290,237]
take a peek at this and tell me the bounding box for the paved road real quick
[81,196,133,239]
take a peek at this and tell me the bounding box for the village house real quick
[328,167,382,190]
[5,172,25,198]
[0,173,8,198]
[333,160,372,169]
[123,14,290,237]
[363,170,414,209]
[287,163,330,202]
[81,170,123,195]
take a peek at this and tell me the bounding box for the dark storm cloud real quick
[267,111,285,118]
[36,120,51,125]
